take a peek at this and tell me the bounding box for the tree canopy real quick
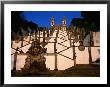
[11,11,41,40]
[69,11,100,32]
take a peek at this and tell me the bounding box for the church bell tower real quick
[61,16,66,31]
[51,16,55,28]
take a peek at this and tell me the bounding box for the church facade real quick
[50,16,66,31]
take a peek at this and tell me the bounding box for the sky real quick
[22,11,82,28]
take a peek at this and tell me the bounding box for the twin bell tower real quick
[50,16,66,31]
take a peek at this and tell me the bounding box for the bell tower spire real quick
[61,16,66,31]
[51,16,55,28]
